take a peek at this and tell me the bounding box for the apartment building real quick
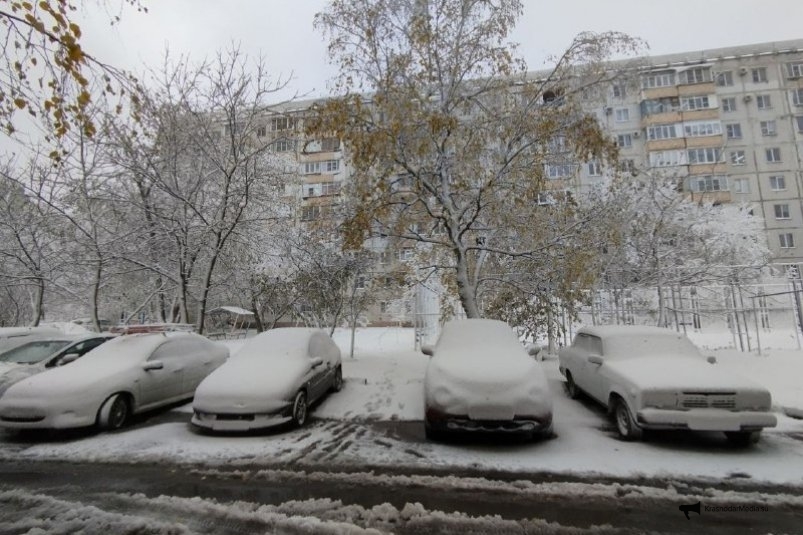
[260,39,803,323]
[572,39,803,268]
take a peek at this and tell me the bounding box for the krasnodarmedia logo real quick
[679,501,700,519]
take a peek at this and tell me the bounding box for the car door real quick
[182,337,222,394]
[583,335,608,402]
[306,333,333,402]
[138,340,187,407]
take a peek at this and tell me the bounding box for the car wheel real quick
[565,372,580,399]
[613,398,642,441]
[725,431,761,447]
[97,394,130,431]
[331,366,343,392]
[291,390,308,427]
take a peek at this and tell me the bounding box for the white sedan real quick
[558,325,777,445]
[192,328,343,432]
[423,319,553,440]
[0,332,228,431]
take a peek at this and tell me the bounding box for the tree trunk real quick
[455,248,480,318]
[251,295,265,333]
[90,258,102,332]
[31,276,44,326]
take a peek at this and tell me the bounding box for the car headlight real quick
[642,391,678,409]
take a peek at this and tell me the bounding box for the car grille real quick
[213,413,255,421]
[681,392,736,409]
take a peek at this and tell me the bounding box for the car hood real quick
[0,365,40,398]
[606,356,769,392]
[0,356,133,400]
[194,356,312,411]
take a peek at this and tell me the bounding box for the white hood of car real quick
[194,355,312,413]
[607,356,769,392]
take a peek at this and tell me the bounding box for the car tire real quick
[565,372,580,399]
[725,431,761,447]
[291,390,308,427]
[613,398,642,441]
[97,394,130,431]
[424,420,445,441]
[331,366,343,392]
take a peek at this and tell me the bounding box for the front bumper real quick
[637,408,777,432]
[192,409,292,432]
[0,403,95,429]
[427,407,552,435]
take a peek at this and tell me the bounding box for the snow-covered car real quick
[0,327,62,354]
[422,319,553,440]
[0,332,229,431]
[558,325,777,445]
[192,328,343,432]
[0,334,115,398]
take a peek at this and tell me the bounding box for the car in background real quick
[0,332,229,431]
[0,334,115,398]
[0,327,62,354]
[422,319,553,440]
[558,325,777,445]
[192,328,343,432]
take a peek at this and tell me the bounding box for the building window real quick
[614,108,630,122]
[273,139,295,152]
[649,150,685,167]
[618,159,636,174]
[780,233,795,249]
[679,67,710,84]
[733,178,750,193]
[793,89,803,106]
[322,182,341,196]
[303,162,321,174]
[355,275,366,290]
[397,248,414,261]
[612,84,626,98]
[760,120,777,136]
[689,175,727,192]
[256,126,267,137]
[786,62,803,78]
[775,204,791,219]
[545,163,575,179]
[300,205,321,221]
[721,97,736,112]
[729,150,746,165]
[796,116,803,133]
[587,160,602,176]
[680,95,711,110]
[684,121,721,137]
[641,71,675,89]
[616,134,632,148]
[715,71,733,86]
[379,251,390,264]
[725,123,742,139]
[687,147,721,164]
[270,117,295,131]
[756,94,772,110]
[320,137,341,151]
[646,124,678,140]
[770,175,787,191]
[766,147,782,163]
[752,67,768,83]
[324,159,340,173]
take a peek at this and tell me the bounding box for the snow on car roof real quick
[437,319,524,355]
[577,325,686,339]
[235,328,321,360]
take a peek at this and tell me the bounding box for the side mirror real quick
[310,357,324,369]
[143,360,164,371]
[421,344,434,357]
[706,355,717,364]
[527,345,540,358]
[58,353,81,366]
[588,355,604,365]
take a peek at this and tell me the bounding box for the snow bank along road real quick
[1,460,802,534]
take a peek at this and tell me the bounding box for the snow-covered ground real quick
[1,327,802,486]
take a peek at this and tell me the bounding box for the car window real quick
[0,340,71,364]
[308,333,339,363]
[588,336,603,355]
[572,334,590,352]
[71,337,108,356]
[149,340,182,361]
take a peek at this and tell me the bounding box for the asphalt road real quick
[0,454,801,534]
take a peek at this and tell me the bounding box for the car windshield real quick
[604,333,701,359]
[0,340,71,364]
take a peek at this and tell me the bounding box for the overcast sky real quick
[74,1,803,101]
[78,0,803,101]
